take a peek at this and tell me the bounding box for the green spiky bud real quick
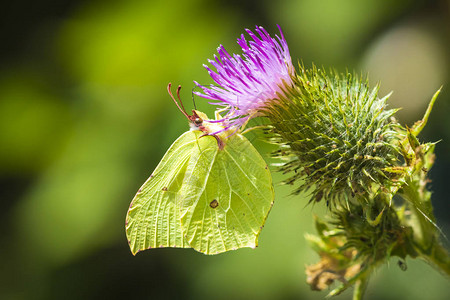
[305,202,416,297]
[263,65,406,205]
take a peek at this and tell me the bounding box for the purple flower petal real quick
[195,25,294,130]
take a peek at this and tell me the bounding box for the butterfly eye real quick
[194,118,202,126]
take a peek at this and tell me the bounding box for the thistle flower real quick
[194,25,294,129]
[194,24,449,299]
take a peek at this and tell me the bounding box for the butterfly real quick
[125,83,274,255]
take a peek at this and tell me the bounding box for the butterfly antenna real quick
[167,83,189,119]
[176,85,188,113]
[191,86,198,110]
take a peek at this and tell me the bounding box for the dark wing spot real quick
[398,260,407,271]
[162,187,168,191]
[209,199,219,208]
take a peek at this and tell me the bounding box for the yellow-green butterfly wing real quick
[126,112,274,255]
[126,131,198,254]
[179,133,274,254]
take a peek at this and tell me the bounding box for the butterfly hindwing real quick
[126,131,199,255]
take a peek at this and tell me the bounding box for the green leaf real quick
[410,87,441,137]
[126,116,274,255]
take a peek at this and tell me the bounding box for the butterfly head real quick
[168,83,226,135]
[189,110,225,135]
[188,110,206,132]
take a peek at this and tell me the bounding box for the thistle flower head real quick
[194,25,295,130]
[265,66,406,205]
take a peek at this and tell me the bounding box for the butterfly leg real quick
[214,107,231,120]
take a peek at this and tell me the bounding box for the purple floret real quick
[195,25,294,130]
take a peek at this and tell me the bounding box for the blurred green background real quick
[1,0,449,299]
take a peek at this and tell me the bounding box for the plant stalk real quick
[353,274,368,300]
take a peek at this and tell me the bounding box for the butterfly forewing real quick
[126,131,199,254]
[179,133,274,254]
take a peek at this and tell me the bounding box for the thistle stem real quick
[400,176,450,277]
[422,243,450,277]
[353,275,368,300]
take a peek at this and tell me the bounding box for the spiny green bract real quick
[305,200,417,296]
[263,65,406,205]
[331,200,416,262]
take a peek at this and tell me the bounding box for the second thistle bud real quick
[264,65,405,205]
